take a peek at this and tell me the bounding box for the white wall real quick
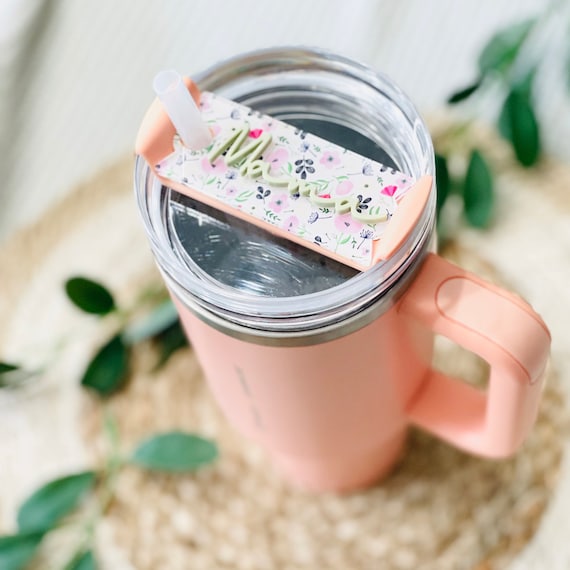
[2,0,565,241]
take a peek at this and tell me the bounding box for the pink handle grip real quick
[400,253,551,458]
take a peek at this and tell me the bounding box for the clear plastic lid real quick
[134,47,435,335]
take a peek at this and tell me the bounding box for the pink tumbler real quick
[134,48,550,492]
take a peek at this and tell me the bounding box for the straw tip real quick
[153,69,183,97]
[151,69,212,150]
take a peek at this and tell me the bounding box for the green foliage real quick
[0,363,38,389]
[447,80,482,104]
[121,297,188,368]
[65,277,116,316]
[81,335,129,396]
[131,432,218,473]
[434,154,450,218]
[122,300,179,345]
[0,426,218,565]
[566,44,570,93]
[17,471,97,533]
[498,87,541,167]
[67,549,97,570]
[0,532,44,570]
[478,18,535,75]
[154,319,188,369]
[437,11,563,233]
[0,362,19,374]
[463,150,494,228]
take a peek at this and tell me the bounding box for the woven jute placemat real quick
[0,149,568,570]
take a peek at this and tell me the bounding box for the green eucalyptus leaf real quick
[0,370,38,389]
[0,532,44,570]
[81,335,129,396]
[497,96,511,141]
[513,67,536,99]
[463,150,494,228]
[498,88,540,167]
[131,432,218,473]
[478,18,535,75]
[0,362,19,374]
[122,300,179,345]
[154,320,188,370]
[17,471,96,533]
[447,79,482,104]
[566,44,570,93]
[0,363,38,389]
[68,549,97,570]
[65,277,116,316]
[434,154,450,219]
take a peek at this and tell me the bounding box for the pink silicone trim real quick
[135,78,432,271]
[399,253,550,458]
[135,77,202,166]
[155,175,436,271]
[372,175,432,262]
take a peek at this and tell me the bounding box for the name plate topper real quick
[138,86,432,271]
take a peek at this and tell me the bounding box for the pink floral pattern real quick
[201,156,226,175]
[266,148,289,172]
[381,185,398,197]
[335,180,354,195]
[268,193,289,213]
[157,92,415,270]
[282,215,300,233]
[334,213,364,235]
[319,150,341,169]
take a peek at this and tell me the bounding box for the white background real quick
[0,0,568,240]
[1,3,570,567]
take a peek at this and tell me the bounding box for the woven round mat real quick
[0,150,568,570]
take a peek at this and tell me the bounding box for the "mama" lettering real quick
[208,125,388,223]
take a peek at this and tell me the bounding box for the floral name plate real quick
[154,91,418,271]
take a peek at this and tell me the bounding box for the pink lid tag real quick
[140,87,431,271]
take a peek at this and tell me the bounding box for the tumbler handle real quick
[400,253,550,457]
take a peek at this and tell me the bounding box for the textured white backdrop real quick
[1,0,568,241]
[1,2,570,568]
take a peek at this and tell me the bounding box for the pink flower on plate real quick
[381,185,399,197]
[282,215,300,233]
[266,148,289,172]
[262,120,277,132]
[335,180,354,196]
[201,156,227,175]
[320,149,342,169]
[225,186,238,197]
[249,128,263,139]
[268,193,289,213]
[334,213,364,235]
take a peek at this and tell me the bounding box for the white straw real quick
[153,70,212,149]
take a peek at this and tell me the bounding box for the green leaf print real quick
[236,190,255,202]
[264,210,281,222]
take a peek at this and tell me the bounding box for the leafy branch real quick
[435,2,570,236]
[0,277,187,395]
[0,277,217,569]
[0,424,217,570]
